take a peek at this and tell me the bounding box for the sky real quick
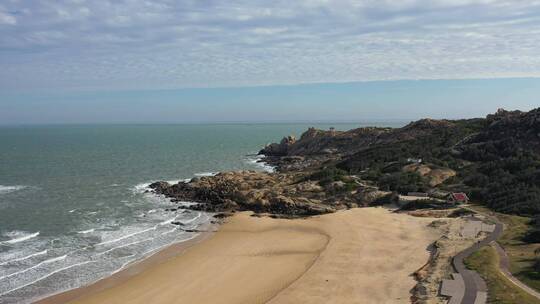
[1,0,539,124]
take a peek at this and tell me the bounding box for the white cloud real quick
[0,0,540,91]
[0,11,16,25]
[252,27,288,35]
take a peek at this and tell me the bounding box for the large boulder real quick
[259,135,296,156]
[148,181,170,192]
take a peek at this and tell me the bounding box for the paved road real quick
[451,216,503,304]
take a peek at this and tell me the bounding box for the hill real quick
[261,108,540,215]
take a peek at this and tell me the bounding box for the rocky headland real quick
[149,107,540,218]
[149,170,383,217]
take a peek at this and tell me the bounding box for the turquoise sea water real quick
[0,123,403,303]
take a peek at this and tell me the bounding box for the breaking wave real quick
[2,231,40,245]
[0,185,27,195]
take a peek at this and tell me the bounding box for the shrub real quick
[370,192,399,206]
[448,208,476,218]
[400,199,449,211]
[378,172,428,195]
[307,167,349,186]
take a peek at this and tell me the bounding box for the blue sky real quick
[0,1,539,123]
[1,79,538,124]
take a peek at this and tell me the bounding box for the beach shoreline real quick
[35,223,217,304]
[37,208,441,304]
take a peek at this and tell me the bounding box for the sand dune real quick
[51,208,439,304]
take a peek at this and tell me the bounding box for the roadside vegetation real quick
[465,246,540,304]
[469,204,540,293]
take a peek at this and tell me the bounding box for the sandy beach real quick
[42,208,440,304]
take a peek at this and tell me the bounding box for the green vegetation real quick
[369,192,399,206]
[305,167,357,193]
[447,208,476,218]
[461,147,540,215]
[399,199,449,211]
[524,216,540,243]
[376,171,429,195]
[307,167,348,186]
[497,215,540,293]
[337,110,540,216]
[339,119,483,173]
[465,246,540,304]
[469,205,540,293]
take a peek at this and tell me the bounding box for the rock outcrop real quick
[402,164,456,187]
[474,107,540,153]
[260,135,297,156]
[150,171,366,217]
[149,107,540,218]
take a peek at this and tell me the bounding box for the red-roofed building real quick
[447,192,469,204]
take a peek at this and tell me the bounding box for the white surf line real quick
[194,172,218,177]
[95,227,157,247]
[166,179,191,184]
[139,234,197,258]
[0,185,26,194]
[0,255,66,281]
[99,226,181,257]
[160,227,179,236]
[110,257,137,276]
[77,229,95,234]
[97,237,154,257]
[0,250,48,266]
[95,216,177,247]
[107,229,198,277]
[249,154,275,173]
[182,212,202,224]
[2,232,40,245]
[0,260,95,297]
[107,229,186,276]
[159,215,179,226]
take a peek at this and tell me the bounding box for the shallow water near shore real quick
[0,122,403,303]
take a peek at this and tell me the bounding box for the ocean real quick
[0,123,403,303]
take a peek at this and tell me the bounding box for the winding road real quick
[451,217,503,303]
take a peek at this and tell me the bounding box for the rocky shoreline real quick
[148,107,540,219]
[146,121,451,218]
[146,125,404,217]
[148,168,376,218]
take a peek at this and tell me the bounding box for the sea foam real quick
[0,255,66,281]
[77,229,95,234]
[0,260,94,297]
[0,250,48,266]
[2,231,40,245]
[194,172,218,177]
[0,185,26,195]
[246,154,275,173]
